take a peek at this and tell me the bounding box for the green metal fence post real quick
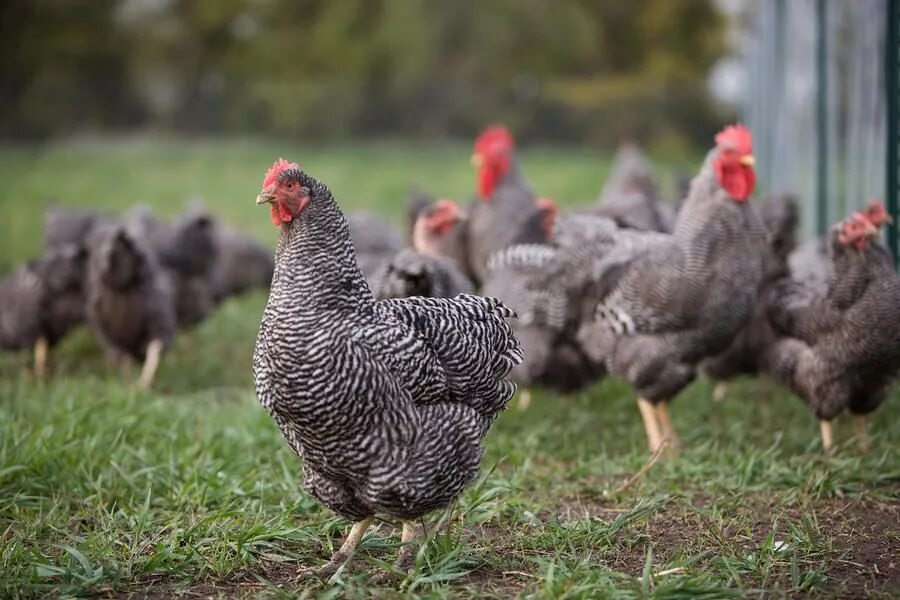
[887,0,899,264]
[815,0,828,236]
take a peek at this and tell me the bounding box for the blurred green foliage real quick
[0,0,729,147]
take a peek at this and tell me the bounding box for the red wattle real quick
[270,204,281,226]
[714,162,755,202]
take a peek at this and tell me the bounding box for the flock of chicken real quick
[339,125,900,457]
[247,123,900,577]
[0,202,273,387]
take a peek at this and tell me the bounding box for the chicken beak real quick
[740,154,756,167]
[256,192,275,206]
[470,153,483,169]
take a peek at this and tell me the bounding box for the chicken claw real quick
[297,517,373,581]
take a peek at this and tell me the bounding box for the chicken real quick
[788,199,892,296]
[43,205,112,249]
[465,125,546,285]
[210,223,274,301]
[347,212,405,289]
[576,124,767,454]
[767,209,900,452]
[127,204,218,329]
[407,194,471,275]
[0,243,87,377]
[481,200,609,410]
[702,193,799,400]
[251,159,522,577]
[376,200,474,300]
[594,142,673,233]
[85,222,176,388]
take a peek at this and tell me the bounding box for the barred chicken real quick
[0,243,87,377]
[376,200,474,300]
[576,124,767,454]
[252,159,522,578]
[702,193,799,401]
[43,205,112,249]
[85,223,176,388]
[767,208,900,452]
[465,125,547,285]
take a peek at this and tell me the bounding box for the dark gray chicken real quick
[0,243,87,377]
[767,210,900,452]
[702,193,799,400]
[465,125,547,285]
[593,142,673,233]
[347,211,405,289]
[210,223,274,301]
[43,205,112,249]
[252,159,522,578]
[85,222,176,389]
[576,124,767,454]
[127,204,218,329]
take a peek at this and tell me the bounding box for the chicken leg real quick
[299,516,374,580]
[819,419,833,453]
[517,388,533,411]
[712,381,728,403]
[33,337,49,379]
[372,520,422,584]
[853,414,869,453]
[138,339,163,389]
[637,397,663,453]
[655,401,680,454]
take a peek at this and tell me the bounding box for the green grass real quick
[1,137,898,599]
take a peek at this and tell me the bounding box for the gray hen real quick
[767,211,900,452]
[0,243,87,376]
[593,142,673,233]
[252,159,522,577]
[85,223,176,388]
[210,223,274,301]
[576,124,767,454]
[702,193,799,397]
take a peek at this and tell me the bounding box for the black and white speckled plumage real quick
[252,170,522,522]
[0,243,87,351]
[767,227,900,421]
[85,223,176,362]
[576,148,767,404]
[374,248,474,300]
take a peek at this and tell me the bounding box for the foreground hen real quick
[251,159,522,578]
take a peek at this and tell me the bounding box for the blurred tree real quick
[0,0,729,147]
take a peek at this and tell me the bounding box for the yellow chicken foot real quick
[137,339,163,389]
[517,388,533,411]
[299,516,374,580]
[655,400,681,455]
[853,414,869,454]
[712,381,728,403]
[372,520,421,585]
[637,397,663,453]
[819,419,834,454]
[33,337,49,379]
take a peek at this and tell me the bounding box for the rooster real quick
[702,193,799,402]
[0,243,87,377]
[251,159,522,578]
[465,125,547,285]
[767,209,900,452]
[576,124,767,454]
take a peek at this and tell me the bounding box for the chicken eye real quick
[285,181,296,190]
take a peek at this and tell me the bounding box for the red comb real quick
[263,158,299,188]
[474,125,515,155]
[715,124,753,155]
[865,198,891,227]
